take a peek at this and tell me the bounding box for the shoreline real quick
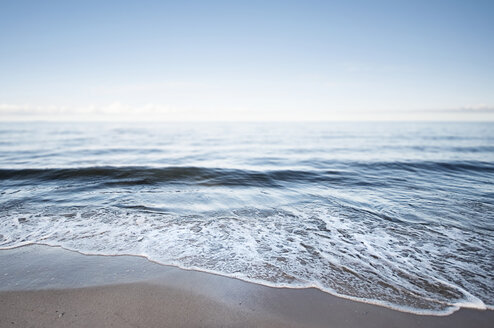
[0,243,488,315]
[1,245,493,328]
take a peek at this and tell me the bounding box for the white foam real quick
[0,203,492,315]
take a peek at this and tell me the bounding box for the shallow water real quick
[0,121,493,314]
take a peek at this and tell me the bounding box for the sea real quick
[0,121,493,315]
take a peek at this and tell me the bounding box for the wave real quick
[1,204,492,315]
[0,166,339,187]
[358,160,494,173]
[1,160,493,187]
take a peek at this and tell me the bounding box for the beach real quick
[1,245,493,328]
[2,0,494,325]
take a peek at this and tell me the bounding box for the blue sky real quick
[1,0,493,121]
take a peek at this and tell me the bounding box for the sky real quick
[1,0,493,121]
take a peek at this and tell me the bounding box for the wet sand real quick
[0,245,493,328]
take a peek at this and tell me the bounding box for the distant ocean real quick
[1,122,493,315]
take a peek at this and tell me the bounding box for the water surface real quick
[1,122,493,314]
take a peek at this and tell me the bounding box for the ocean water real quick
[0,121,493,315]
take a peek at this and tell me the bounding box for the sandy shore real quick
[1,245,493,328]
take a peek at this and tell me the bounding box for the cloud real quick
[0,103,179,120]
[457,104,494,112]
[0,104,69,116]
[0,102,285,121]
[409,104,494,113]
[2,102,494,122]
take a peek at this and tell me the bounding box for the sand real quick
[0,245,493,328]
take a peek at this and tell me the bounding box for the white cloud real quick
[403,105,494,113]
[458,104,494,112]
[0,103,178,120]
[1,102,494,122]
